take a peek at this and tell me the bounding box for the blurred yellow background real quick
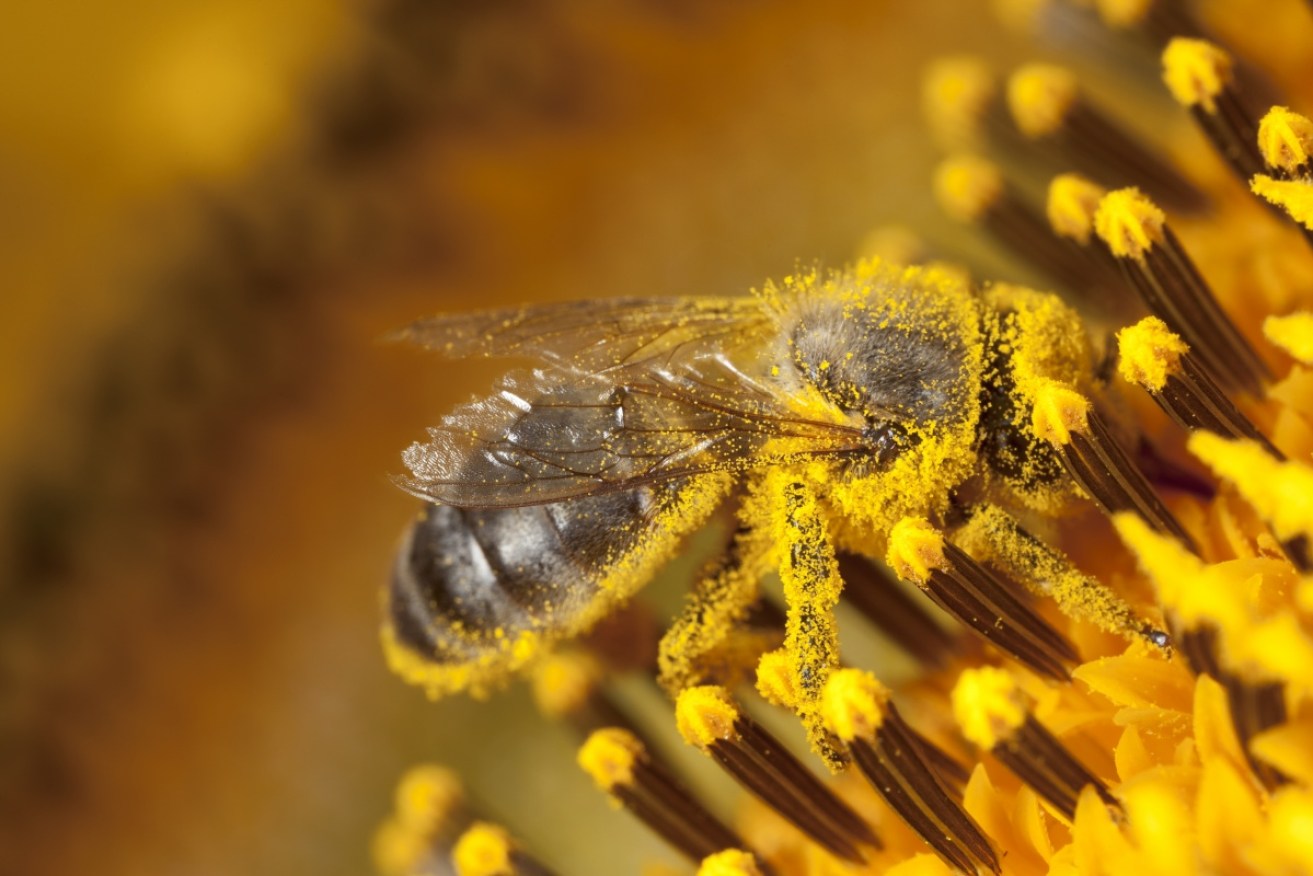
[0,2,1020,873]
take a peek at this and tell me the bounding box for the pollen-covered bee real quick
[384,259,1168,765]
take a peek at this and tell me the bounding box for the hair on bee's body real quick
[384,258,1151,760]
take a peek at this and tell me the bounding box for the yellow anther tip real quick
[1047,173,1108,244]
[1029,380,1090,445]
[887,517,947,584]
[1094,187,1165,259]
[452,822,513,876]
[924,57,998,146]
[1095,0,1152,27]
[754,650,799,709]
[934,154,1004,223]
[1258,107,1313,173]
[1251,175,1313,231]
[697,849,764,876]
[675,686,741,752]
[1162,38,1233,112]
[578,727,644,791]
[1117,317,1188,391]
[1007,63,1078,138]
[531,651,600,719]
[1264,311,1313,364]
[394,764,464,832]
[952,666,1028,750]
[821,668,890,742]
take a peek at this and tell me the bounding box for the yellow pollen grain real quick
[933,154,1004,223]
[754,649,799,709]
[952,666,1027,750]
[1094,187,1164,259]
[1117,316,1187,391]
[1047,173,1108,244]
[531,651,600,719]
[1029,380,1089,445]
[923,56,997,147]
[1189,432,1313,541]
[1095,0,1152,28]
[675,686,741,752]
[394,764,463,833]
[1258,106,1313,173]
[820,668,889,742]
[1162,38,1233,113]
[578,727,644,792]
[1007,63,1078,138]
[1264,311,1313,364]
[697,849,764,876]
[886,517,947,584]
[372,818,427,876]
[1251,175,1313,231]
[452,822,514,876]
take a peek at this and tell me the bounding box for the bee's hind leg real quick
[951,502,1171,651]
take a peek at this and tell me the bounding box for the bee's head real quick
[784,263,982,457]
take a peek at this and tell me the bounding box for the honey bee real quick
[384,259,1150,762]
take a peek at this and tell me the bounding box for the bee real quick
[384,259,1152,763]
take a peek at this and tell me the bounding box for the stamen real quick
[835,552,963,668]
[935,154,1106,294]
[578,727,752,866]
[675,686,880,862]
[374,764,471,876]
[1008,64,1201,210]
[1162,38,1267,185]
[1257,107,1313,178]
[887,517,1078,681]
[1093,187,1271,394]
[697,849,765,876]
[452,822,558,876]
[1030,379,1198,552]
[531,650,649,741]
[952,667,1117,821]
[755,651,971,792]
[1047,173,1107,247]
[821,669,1000,875]
[1251,175,1313,232]
[923,57,1006,149]
[1117,317,1281,455]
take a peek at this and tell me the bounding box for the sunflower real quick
[373,2,1313,874]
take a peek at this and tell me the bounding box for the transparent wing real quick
[397,354,868,508]
[392,297,773,372]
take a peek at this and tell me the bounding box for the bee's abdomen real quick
[388,491,652,668]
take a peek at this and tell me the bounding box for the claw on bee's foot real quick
[821,669,1000,875]
[887,517,1078,681]
[952,666,1118,822]
[675,685,880,863]
[953,503,1169,649]
[1030,379,1200,554]
[577,727,766,869]
[452,822,559,876]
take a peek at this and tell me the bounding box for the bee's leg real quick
[758,473,849,772]
[951,502,1171,650]
[656,516,775,698]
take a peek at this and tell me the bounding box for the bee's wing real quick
[393,297,772,372]
[397,354,868,508]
